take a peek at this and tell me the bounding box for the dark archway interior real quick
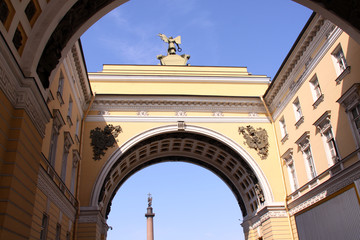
[99,132,262,218]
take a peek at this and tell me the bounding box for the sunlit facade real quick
[1,1,360,239]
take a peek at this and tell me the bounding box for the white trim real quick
[86,115,270,123]
[88,74,270,84]
[271,22,342,120]
[89,124,274,207]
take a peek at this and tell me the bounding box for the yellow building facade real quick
[1,2,360,239]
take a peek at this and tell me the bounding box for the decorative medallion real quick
[90,124,122,160]
[238,125,269,159]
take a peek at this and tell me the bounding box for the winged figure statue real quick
[158,33,182,55]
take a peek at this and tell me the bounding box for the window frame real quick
[296,132,317,181]
[282,148,299,192]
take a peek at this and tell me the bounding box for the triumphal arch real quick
[1,0,360,239]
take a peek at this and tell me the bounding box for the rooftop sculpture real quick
[157,33,190,66]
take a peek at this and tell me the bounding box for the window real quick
[66,231,71,240]
[296,132,317,180]
[279,117,288,143]
[309,75,324,108]
[303,147,317,179]
[40,214,48,240]
[57,71,65,105]
[67,97,73,126]
[67,97,73,118]
[49,109,65,167]
[350,105,360,137]
[70,150,80,194]
[282,148,298,192]
[60,132,74,181]
[323,129,339,164]
[337,83,360,146]
[58,71,64,94]
[313,111,340,166]
[310,76,322,100]
[75,118,80,143]
[55,223,61,240]
[293,98,304,127]
[332,45,348,76]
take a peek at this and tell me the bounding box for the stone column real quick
[145,194,155,240]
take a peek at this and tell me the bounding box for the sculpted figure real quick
[148,193,152,207]
[158,33,182,55]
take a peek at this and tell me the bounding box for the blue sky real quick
[80,1,312,239]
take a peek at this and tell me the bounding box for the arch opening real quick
[106,162,245,240]
[94,131,269,219]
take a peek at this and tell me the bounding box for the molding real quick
[91,95,266,113]
[37,167,76,219]
[335,66,351,84]
[71,43,92,103]
[86,115,270,123]
[78,208,109,234]
[337,83,360,111]
[0,35,51,137]
[88,74,270,84]
[90,124,275,210]
[288,160,360,215]
[242,204,287,230]
[266,17,342,120]
[312,94,324,109]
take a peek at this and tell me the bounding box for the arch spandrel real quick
[88,125,275,219]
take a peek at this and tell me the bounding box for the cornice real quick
[91,95,267,113]
[264,15,342,120]
[0,36,51,137]
[288,160,360,215]
[89,74,270,84]
[86,115,270,123]
[71,42,92,103]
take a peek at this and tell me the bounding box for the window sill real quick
[67,115,73,127]
[312,94,324,109]
[281,133,289,144]
[57,91,64,105]
[295,116,304,128]
[75,134,80,144]
[335,66,351,85]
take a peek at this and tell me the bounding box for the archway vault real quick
[90,125,274,219]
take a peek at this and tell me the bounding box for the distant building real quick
[0,10,360,240]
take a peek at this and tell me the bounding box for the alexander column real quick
[145,193,155,240]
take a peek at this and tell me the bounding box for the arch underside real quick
[97,132,266,219]
[35,0,360,88]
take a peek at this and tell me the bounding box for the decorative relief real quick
[213,111,223,117]
[98,110,109,115]
[254,183,265,203]
[289,191,327,215]
[238,125,269,159]
[176,111,187,116]
[90,124,122,160]
[137,111,148,116]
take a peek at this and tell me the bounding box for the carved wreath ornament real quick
[90,124,122,160]
[238,125,269,159]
